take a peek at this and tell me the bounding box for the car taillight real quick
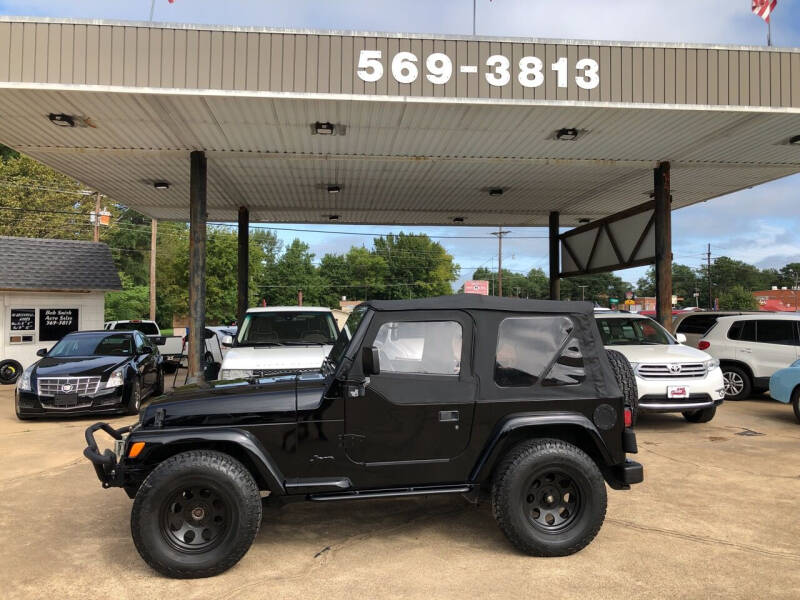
[624,408,632,428]
[698,341,710,350]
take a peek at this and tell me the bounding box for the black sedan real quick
[15,330,164,420]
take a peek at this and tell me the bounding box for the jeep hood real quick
[605,343,712,363]
[138,374,312,428]
[221,345,331,371]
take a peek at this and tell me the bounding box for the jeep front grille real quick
[636,363,707,379]
[37,376,102,397]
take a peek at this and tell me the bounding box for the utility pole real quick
[707,243,713,310]
[492,227,511,297]
[149,218,157,320]
[93,192,101,242]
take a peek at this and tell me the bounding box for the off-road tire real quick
[126,378,142,415]
[791,387,800,425]
[491,439,607,557]
[606,349,639,426]
[682,405,716,423]
[0,359,23,385]
[131,450,262,578]
[721,365,751,401]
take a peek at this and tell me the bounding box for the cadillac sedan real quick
[15,330,163,420]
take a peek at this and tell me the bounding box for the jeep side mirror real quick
[36,348,48,357]
[676,333,687,344]
[222,335,234,347]
[362,346,380,376]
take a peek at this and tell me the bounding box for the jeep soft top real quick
[85,295,642,578]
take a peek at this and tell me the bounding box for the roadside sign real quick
[465,280,489,295]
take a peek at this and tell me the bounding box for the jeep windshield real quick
[236,311,337,347]
[325,306,368,373]
[595,317,674,346]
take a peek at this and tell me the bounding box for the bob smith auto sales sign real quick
[357,50,599,89]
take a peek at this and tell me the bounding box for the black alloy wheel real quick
[524,470,582,532]
[492,439,606,557]
[0,359,23,385]
[131,450,262,578]
[161,485,229,554]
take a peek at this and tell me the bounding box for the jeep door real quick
[344,310,475,464]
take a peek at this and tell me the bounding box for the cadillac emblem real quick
[61,384,74,393]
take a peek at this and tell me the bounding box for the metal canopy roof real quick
[0,18,798,227]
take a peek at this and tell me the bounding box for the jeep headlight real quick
[16,365,34,392]
[220,369,252,380]
[106,368,124,388]
[704,358,720,371]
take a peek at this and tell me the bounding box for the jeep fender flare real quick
[131,427,285,494]
[469,412,613,484]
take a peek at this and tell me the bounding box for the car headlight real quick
[220,369,252,380]
[106,369,124,388]
[16,365,34,392]
[704,358,720,371]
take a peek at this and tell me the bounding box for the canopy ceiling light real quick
[48,113,75,127]
[488,188,504,197]
[789,135,800,146]
[555,127,581,141]
[328,214,340,221]
[314,121,335,135]
[327,185,341,194]
[153,181,170,190]
[452,217,465,223]
[578,218,591,224]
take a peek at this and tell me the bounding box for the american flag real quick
[752,0,777,22]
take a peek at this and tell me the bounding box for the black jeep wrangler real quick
[85,296,642,578]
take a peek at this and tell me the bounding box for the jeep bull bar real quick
[83,422,130,487]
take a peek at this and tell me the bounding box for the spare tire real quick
[606,349,639,426]
[0,359,23,385]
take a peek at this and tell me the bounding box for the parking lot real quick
[1,384,799,600]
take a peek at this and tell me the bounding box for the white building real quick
[0,236,121,384]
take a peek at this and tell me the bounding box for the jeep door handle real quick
[439,410,459,423]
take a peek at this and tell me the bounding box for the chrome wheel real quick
[723,371,744,397]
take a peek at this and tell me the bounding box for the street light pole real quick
[578,285,588,301]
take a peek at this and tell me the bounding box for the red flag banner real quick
[752,0,777,22]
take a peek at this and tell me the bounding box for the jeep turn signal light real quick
[128,441,145,458]
[624,408,633,428]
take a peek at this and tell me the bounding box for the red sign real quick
[465,280,489,295]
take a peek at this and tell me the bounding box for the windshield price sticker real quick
[357,50,599,90]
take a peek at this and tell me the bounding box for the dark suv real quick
[85,296,642,578]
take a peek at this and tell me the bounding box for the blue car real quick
[769,359,800,424]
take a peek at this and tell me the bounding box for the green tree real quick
[560,273,632,304]
[260,239,324,306]
[636,264,699,305]
[372,233,458,299]
[718,285,759,311]
[466,267,548,298]
[0,151,94,239]
[104,274,150,321]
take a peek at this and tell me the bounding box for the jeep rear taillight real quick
[624,408,632,428]
[698,341,710,350]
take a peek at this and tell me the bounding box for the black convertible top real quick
[362,295,593,314]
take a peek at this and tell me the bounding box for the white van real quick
[219,307,338,380]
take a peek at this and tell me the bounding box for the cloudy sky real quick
[2,0,800,289]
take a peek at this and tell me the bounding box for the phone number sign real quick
[356,50,599,90]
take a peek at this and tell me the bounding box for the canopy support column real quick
[549,211,560,300]
[187,150,207,384]
[654,161,673,330]
[237,206,249,326]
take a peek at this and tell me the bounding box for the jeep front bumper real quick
[83,422,131,487]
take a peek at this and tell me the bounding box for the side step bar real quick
[308,484,472,502]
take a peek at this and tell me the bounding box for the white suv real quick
[595,313,725,423]
[698,314,800,400]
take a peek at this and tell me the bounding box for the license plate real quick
[53,393,79,407]
[667,385,690,399]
